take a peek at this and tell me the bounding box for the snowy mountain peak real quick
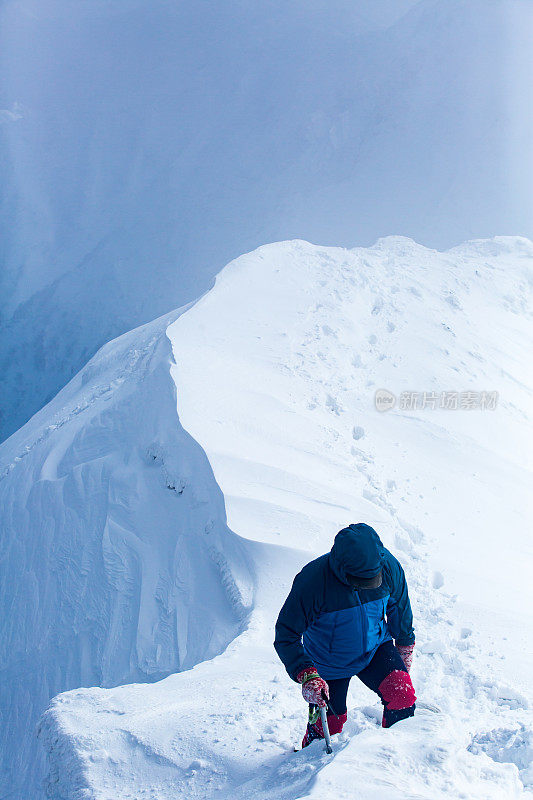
[2,0,532,441]
[1,236,531,798]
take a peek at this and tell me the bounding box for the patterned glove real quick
[396,642,415,673]
[296,666,329,707]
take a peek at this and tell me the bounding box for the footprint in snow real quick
[372,297,384,315]
[469,725,533,788]
[321,324,337,338]
[433,571,445,589]
[397,518,425,545]
[486,683,529,710]
[326,394,343,415]
[445,293,463,310]
[394,531,417,557]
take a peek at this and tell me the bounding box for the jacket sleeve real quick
[274,568,321,681]
[384,551,415,646]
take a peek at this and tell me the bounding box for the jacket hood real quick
[329,523,384,585]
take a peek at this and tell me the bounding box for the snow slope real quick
[0,306,254,799]
[1,0,532,440]
[13,235,529,799]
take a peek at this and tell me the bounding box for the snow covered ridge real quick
[0,308,254,799]
[2,0,532,443]
[1,236,532,799]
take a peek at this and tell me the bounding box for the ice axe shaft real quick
[319,706,333,754]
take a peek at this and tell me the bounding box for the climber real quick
[274,523,416,747]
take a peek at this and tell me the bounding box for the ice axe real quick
[319,706,333,754]
[320,689,333,754]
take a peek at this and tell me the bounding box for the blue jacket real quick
[274,524,415,681]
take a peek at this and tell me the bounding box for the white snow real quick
[0,306,254,798]
[1,236,530,798]
[1,0,532,441]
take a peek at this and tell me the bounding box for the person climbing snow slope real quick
[274,523,416,747]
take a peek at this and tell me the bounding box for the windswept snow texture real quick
[1,0,533,440]
[34,237,533,800]
[0,309,254,799]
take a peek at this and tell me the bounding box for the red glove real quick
[296,667,329,707]
[396,643,415,673]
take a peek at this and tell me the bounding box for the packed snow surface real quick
[1,0,532,440]
[1,237,532,799]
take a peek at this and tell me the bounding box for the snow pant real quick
[302,640,416,747]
